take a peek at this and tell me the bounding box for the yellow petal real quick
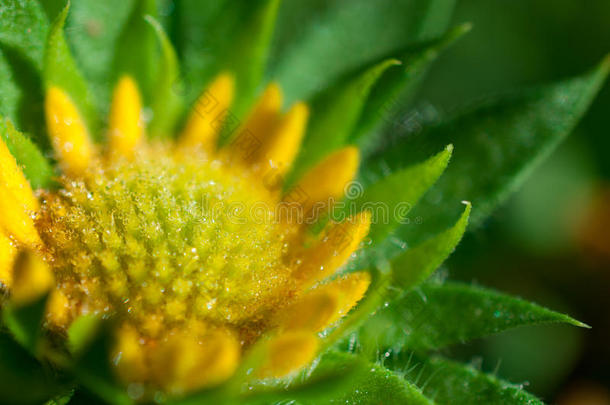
[151,329,240,393]
[283,147,359,223]
[151,333,201,391]
[108,76,144,157]
[0,196,40,247]
[0,139,40,246]
[45,86,93,175]
[191,330,241,388]
[227,83,282,162]
[254,102,309,175]
[0,132,39,211]
[11,250,54,305]
[314,272,371,330]
[114,324,149,383]
[260,331,318,378]
[141,314,163,338]
[278,271,371,333]
[0,231,16,287]
[46,289,71,327]
[276,290,338,332]
[293,211,371,287]
[179,73,235,151]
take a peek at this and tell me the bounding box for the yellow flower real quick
[0,73,371,394]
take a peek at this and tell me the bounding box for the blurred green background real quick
[417,0,610,403]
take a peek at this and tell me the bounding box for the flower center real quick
[35,145,296,338]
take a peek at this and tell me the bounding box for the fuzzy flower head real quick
[0,68,372,395]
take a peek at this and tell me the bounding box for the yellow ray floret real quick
[285,146,360,221]
[179,73,235,151]
[255,102,309,174]
[312,271,371,328]
[294,211,371,287]
[0,195,41,247]
[151,329,240,393]
[228,83,282,162]
[0,139,41,246]
[11,250,54,305]
[45,86,93,176]
[46,289,70,327]
[261,331,319,378]
[0,131,39,211]
[108,76,144,157]
[278,271,371,333]
[0,231,16,286]
[276,289,339,332]
[114,324,148,383]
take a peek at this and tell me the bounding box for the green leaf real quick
[401,356,544,405]
[0,332,64,404]
[270,0,456,103]
[242,374,357,405]
[0,118,55,189]
[288,58,400,185]
[392,202,470,289]
[0,0,47,82]
[145,14,182,139]
[353,145,452,245]
[303,351,434,405]
[352,23,472,148]
[358,282,587,353]
[113,0,158,104]
[44,2,99,136]
[364,56,610,246]
[2,294,49,354]
[0,0,49,144]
